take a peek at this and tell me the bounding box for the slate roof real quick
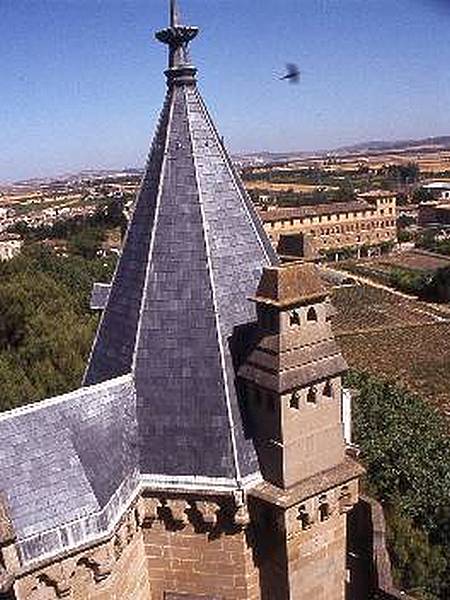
[0,376,138,563]
[0,2,277,566]
[85,6,278,482]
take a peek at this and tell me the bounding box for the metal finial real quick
[156,0,199,85]
[170,0,181,27]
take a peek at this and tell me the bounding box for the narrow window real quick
[298,505,311,530]
[338,486,352,513]
[319,496,330,522]
[323,380,333,398]
[307,307,318,322]
[290,390,300,409]
[290,309,301,326]
[307,387,317,404]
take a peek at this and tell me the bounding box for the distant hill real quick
[333,135,450,155]
[235,135,450,165]
[3,135,450,188]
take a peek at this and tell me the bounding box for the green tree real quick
[413,187,435,204]
[69,227,103,259]
[388,268,428,295]
[0,246,116,412]
[422,266,450,303]
[387,509,447,599]
[397,230,414,243]
[347,371,450,598]
[334,177,356,202]
[383,163,420,186]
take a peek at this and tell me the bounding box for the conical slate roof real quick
[85,2,278,483]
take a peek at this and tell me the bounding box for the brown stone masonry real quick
[9,492,263,600]
[141,493,260,600]
[249,461,363,600]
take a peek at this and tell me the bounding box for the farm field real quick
[378,249,450,272]
[247,149,450,175]
[331,284,446,332]
[331,284,450,413]
[243,180,337,193]
[336,250,450,289]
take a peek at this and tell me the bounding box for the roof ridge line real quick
[131,89,176,374]
[82,92,174,386]
[184,86,242,486]
[0,374,134,423]
[193,88,278,266]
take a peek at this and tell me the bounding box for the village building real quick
[418,204,450,230]
[0,234,23,262]
[422,181,450,201]
[258,190,397,261]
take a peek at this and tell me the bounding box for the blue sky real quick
[1,0,449,182]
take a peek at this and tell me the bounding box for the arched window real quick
[307,307,318,322]
[307,387,317,404]
[323,380,333,398]
[290,390,300,409]
[338,486,352,514]
[290,309,301,326]
[319,496,330,522]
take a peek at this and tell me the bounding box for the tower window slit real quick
[307,307,318,322]
[298,505,311,530]
[319,496,330,522]
[307,387,317,404]
[323,380,333,398]
[290,390,300,409]
[290,309,301,326]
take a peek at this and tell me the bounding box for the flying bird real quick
[279,63,301,84]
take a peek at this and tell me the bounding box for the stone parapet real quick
[362,496,416,600]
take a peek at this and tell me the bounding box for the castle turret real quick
[240,262,348,488]
[241,262,364,599]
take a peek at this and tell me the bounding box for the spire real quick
[156,0,199,85]
[170,0,181,27]
[85,0,278,485]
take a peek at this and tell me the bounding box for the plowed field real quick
[331,284,450,413]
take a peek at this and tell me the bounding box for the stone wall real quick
[9,492,262,600]
[248,474,360,600]
[287,510,347,600]
[141,494,260,600]
[347,496,416,600]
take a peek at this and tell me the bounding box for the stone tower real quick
[0,2,362,599]
[239,263,363,599]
